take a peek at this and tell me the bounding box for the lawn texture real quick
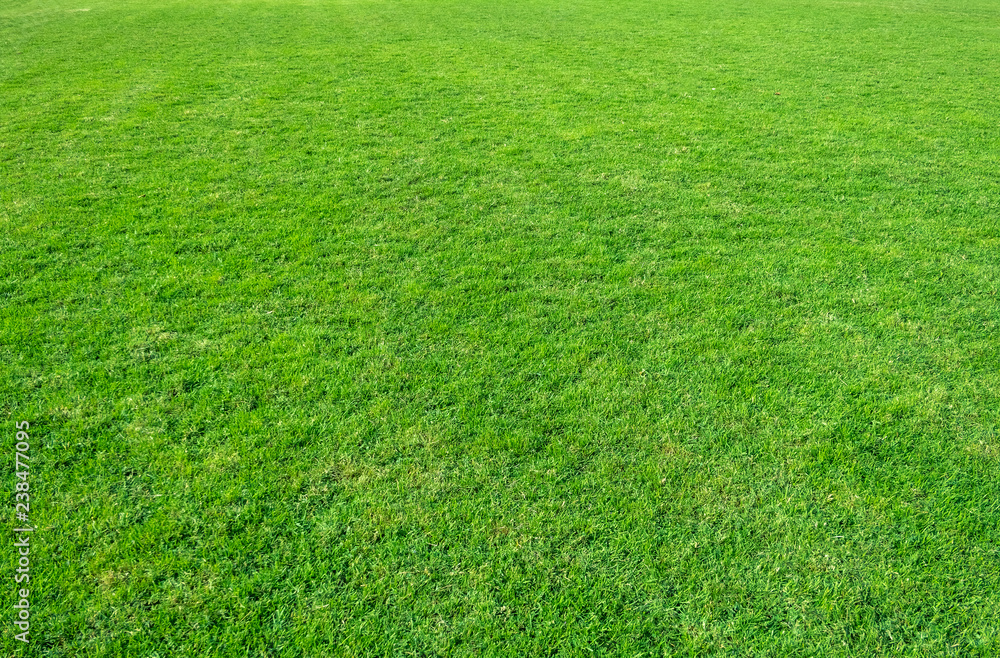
[2,0,1000,655]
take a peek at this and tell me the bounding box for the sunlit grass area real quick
[2,0,999,654]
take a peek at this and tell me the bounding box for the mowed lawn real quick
[2,0,1000,654]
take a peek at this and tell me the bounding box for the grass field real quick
[3,0,1000,654]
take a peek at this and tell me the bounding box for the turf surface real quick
[2,0,1000,654]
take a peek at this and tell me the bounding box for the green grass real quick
[3,0,1000,654]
